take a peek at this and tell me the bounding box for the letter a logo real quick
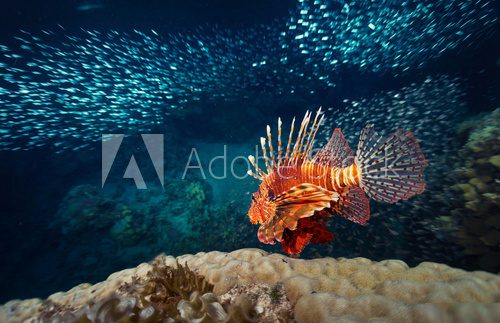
[101,134,164,189]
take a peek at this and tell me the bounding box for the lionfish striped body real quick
[247,108,428,255]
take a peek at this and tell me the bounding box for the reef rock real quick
[449,108,500,272]
[2,248,500,322]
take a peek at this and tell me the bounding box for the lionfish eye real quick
[251,194,256,202]
[268,189,275,200]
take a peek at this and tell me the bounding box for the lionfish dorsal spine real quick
[277,117,282,167]
[260,137,272,174]
[247,155,264,179]
[266,125,276,169]
[290,110,311,164]
[303,107,324,159]
[248,108,325,180]
[284,116,295,163]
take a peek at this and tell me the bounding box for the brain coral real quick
[1,248,499,322]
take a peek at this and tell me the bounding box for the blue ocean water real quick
[0,0,498,302]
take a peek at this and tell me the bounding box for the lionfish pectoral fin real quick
[257,225,276,245]
[313,128,354,167]
[334,186,370,225]
[274,183,335,206]
[257,183,334,245]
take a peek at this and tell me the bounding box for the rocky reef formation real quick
[33,257,263,322]
[52,180,210,247]
[2,248,499,322]
[18,173,261,302]
[442,108,500,272]
[52,176,256,253]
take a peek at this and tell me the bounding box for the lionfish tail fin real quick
[355,125,428,203]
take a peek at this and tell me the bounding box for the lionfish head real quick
[248,184,276,225]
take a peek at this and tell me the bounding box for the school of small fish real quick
[315,76,469,262]
[0,0,496,152]
[284,0,497,74]
[321,76,466,166]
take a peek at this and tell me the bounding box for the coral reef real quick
[110,210,146,246]
[444,108,500,271]
[218,283,292,322]
[15,256,260,322]
[53,180,210,248]
[53,184,127,235]
[139,258,214,317]
[52,177,258,255]
[177,291,259,323]
[53,184,150,247]
[31,177,262,302]
[2,249,499,322]
[39,295,158,322]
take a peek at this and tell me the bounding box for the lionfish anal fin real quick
[257,183,335,244]
[334,186,370,225]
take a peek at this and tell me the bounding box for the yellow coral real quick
[449,109,500,271]
[2,249,500,322]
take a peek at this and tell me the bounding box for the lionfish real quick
[246,108,428,255]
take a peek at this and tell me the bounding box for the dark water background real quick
[0,0,499,302]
